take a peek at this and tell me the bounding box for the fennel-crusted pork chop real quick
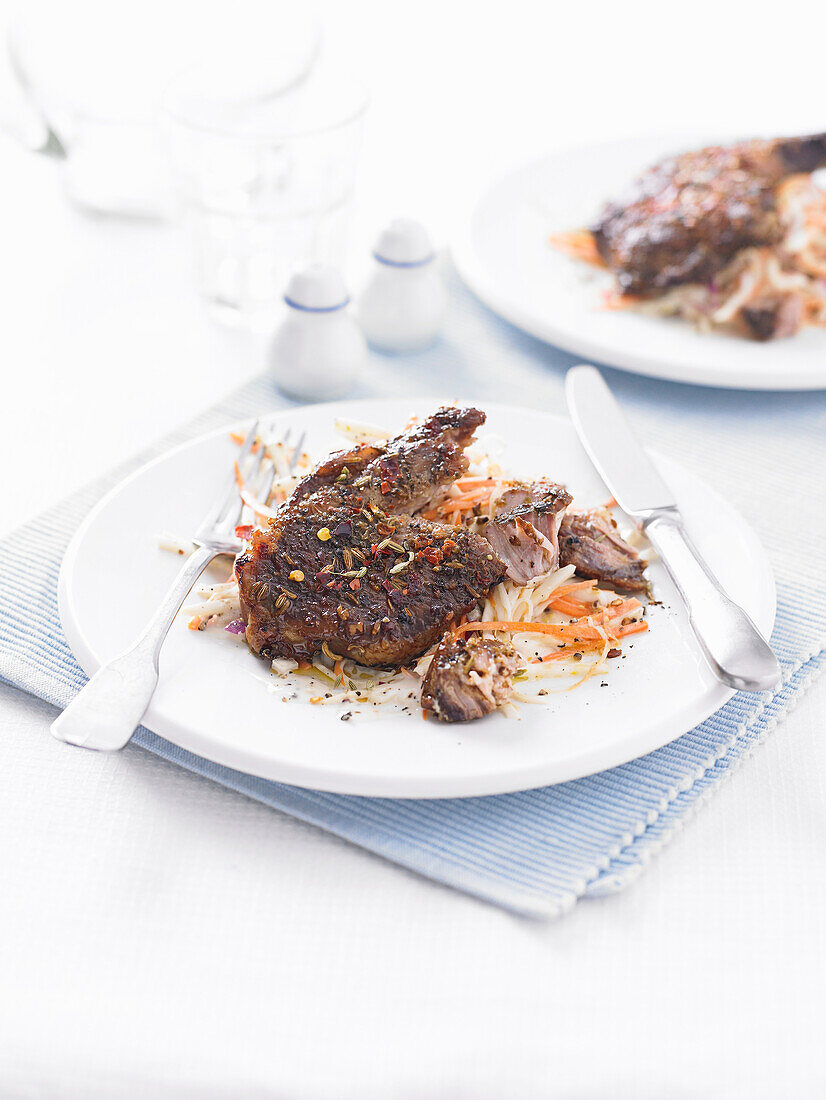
[289,442,386,504]
[292,406,484,516]
[592,133,826,297]
[236,408,507,666]
[237,513,505,666]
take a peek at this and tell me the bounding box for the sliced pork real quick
[421,631,519,722]
[484,481,572,584]
[558,509,647,593]
[742,293,804,341]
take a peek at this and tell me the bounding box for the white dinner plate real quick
[451,135,826,390]
[58,399,776,797]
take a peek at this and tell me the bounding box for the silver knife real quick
[565,365,780,693]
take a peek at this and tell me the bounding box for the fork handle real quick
[51,544,219,750]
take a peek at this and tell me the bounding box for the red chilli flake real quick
[380,480,392,495]
[349,578,361,591]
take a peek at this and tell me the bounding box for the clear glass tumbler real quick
[161,60,368,329]
[9,0,322,221]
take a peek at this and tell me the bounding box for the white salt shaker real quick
[356,219,448,352]
[269,265,367,401]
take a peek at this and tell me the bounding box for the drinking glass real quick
[161,59,368,329]
[8,0,321,220]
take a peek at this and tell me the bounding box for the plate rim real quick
[450,139,826,392]
[57,399,778,797]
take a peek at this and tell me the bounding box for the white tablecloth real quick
[3,5,826,1090]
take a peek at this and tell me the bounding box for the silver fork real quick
[51,419,304,751]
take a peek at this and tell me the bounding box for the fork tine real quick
[219,438,266,532]
[255,459,277,507]
[198,418,260,534]
[198,420,299,545]
[288,429,307,473]
[243,424,296,523]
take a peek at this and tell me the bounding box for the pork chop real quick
[592,133,826,296]
[236,408,507,666]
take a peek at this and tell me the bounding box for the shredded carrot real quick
[548,229,605,267]
[615,620,648,638]
[551,580,599,597]
[537,645,602,663]
[543,623,610,642]
[439,502,482,516]
[439,489,494,514]
[548,598,642,631]
[603,598,642,622]
[546,596,597,618]
[439,504,480,516]
[453,477,498,490]
[442,486,493,506]
[457,605,646,647]
[455,620,607,642]
[229,431,261,452]
[603,290,640,311]
[187,616,202,631]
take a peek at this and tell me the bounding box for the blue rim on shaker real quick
[372,218,436,268]
[372,252,435,269]
[284,296,350,312]
[283,265,351,313]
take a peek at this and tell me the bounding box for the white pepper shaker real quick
[269,265,367,401]
[356,218,448,352]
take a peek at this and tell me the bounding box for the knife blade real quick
[565,364,781,693]
[565,364,677,517]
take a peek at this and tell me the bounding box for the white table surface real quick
[2,3,826,1095]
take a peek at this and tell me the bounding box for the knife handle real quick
[644,512,781,693]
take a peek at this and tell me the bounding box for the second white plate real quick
[452,135,826,390]
[57,399,776,797]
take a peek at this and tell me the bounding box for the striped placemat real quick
[2,275,824,917]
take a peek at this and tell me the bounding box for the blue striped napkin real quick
[2,277,824,918]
